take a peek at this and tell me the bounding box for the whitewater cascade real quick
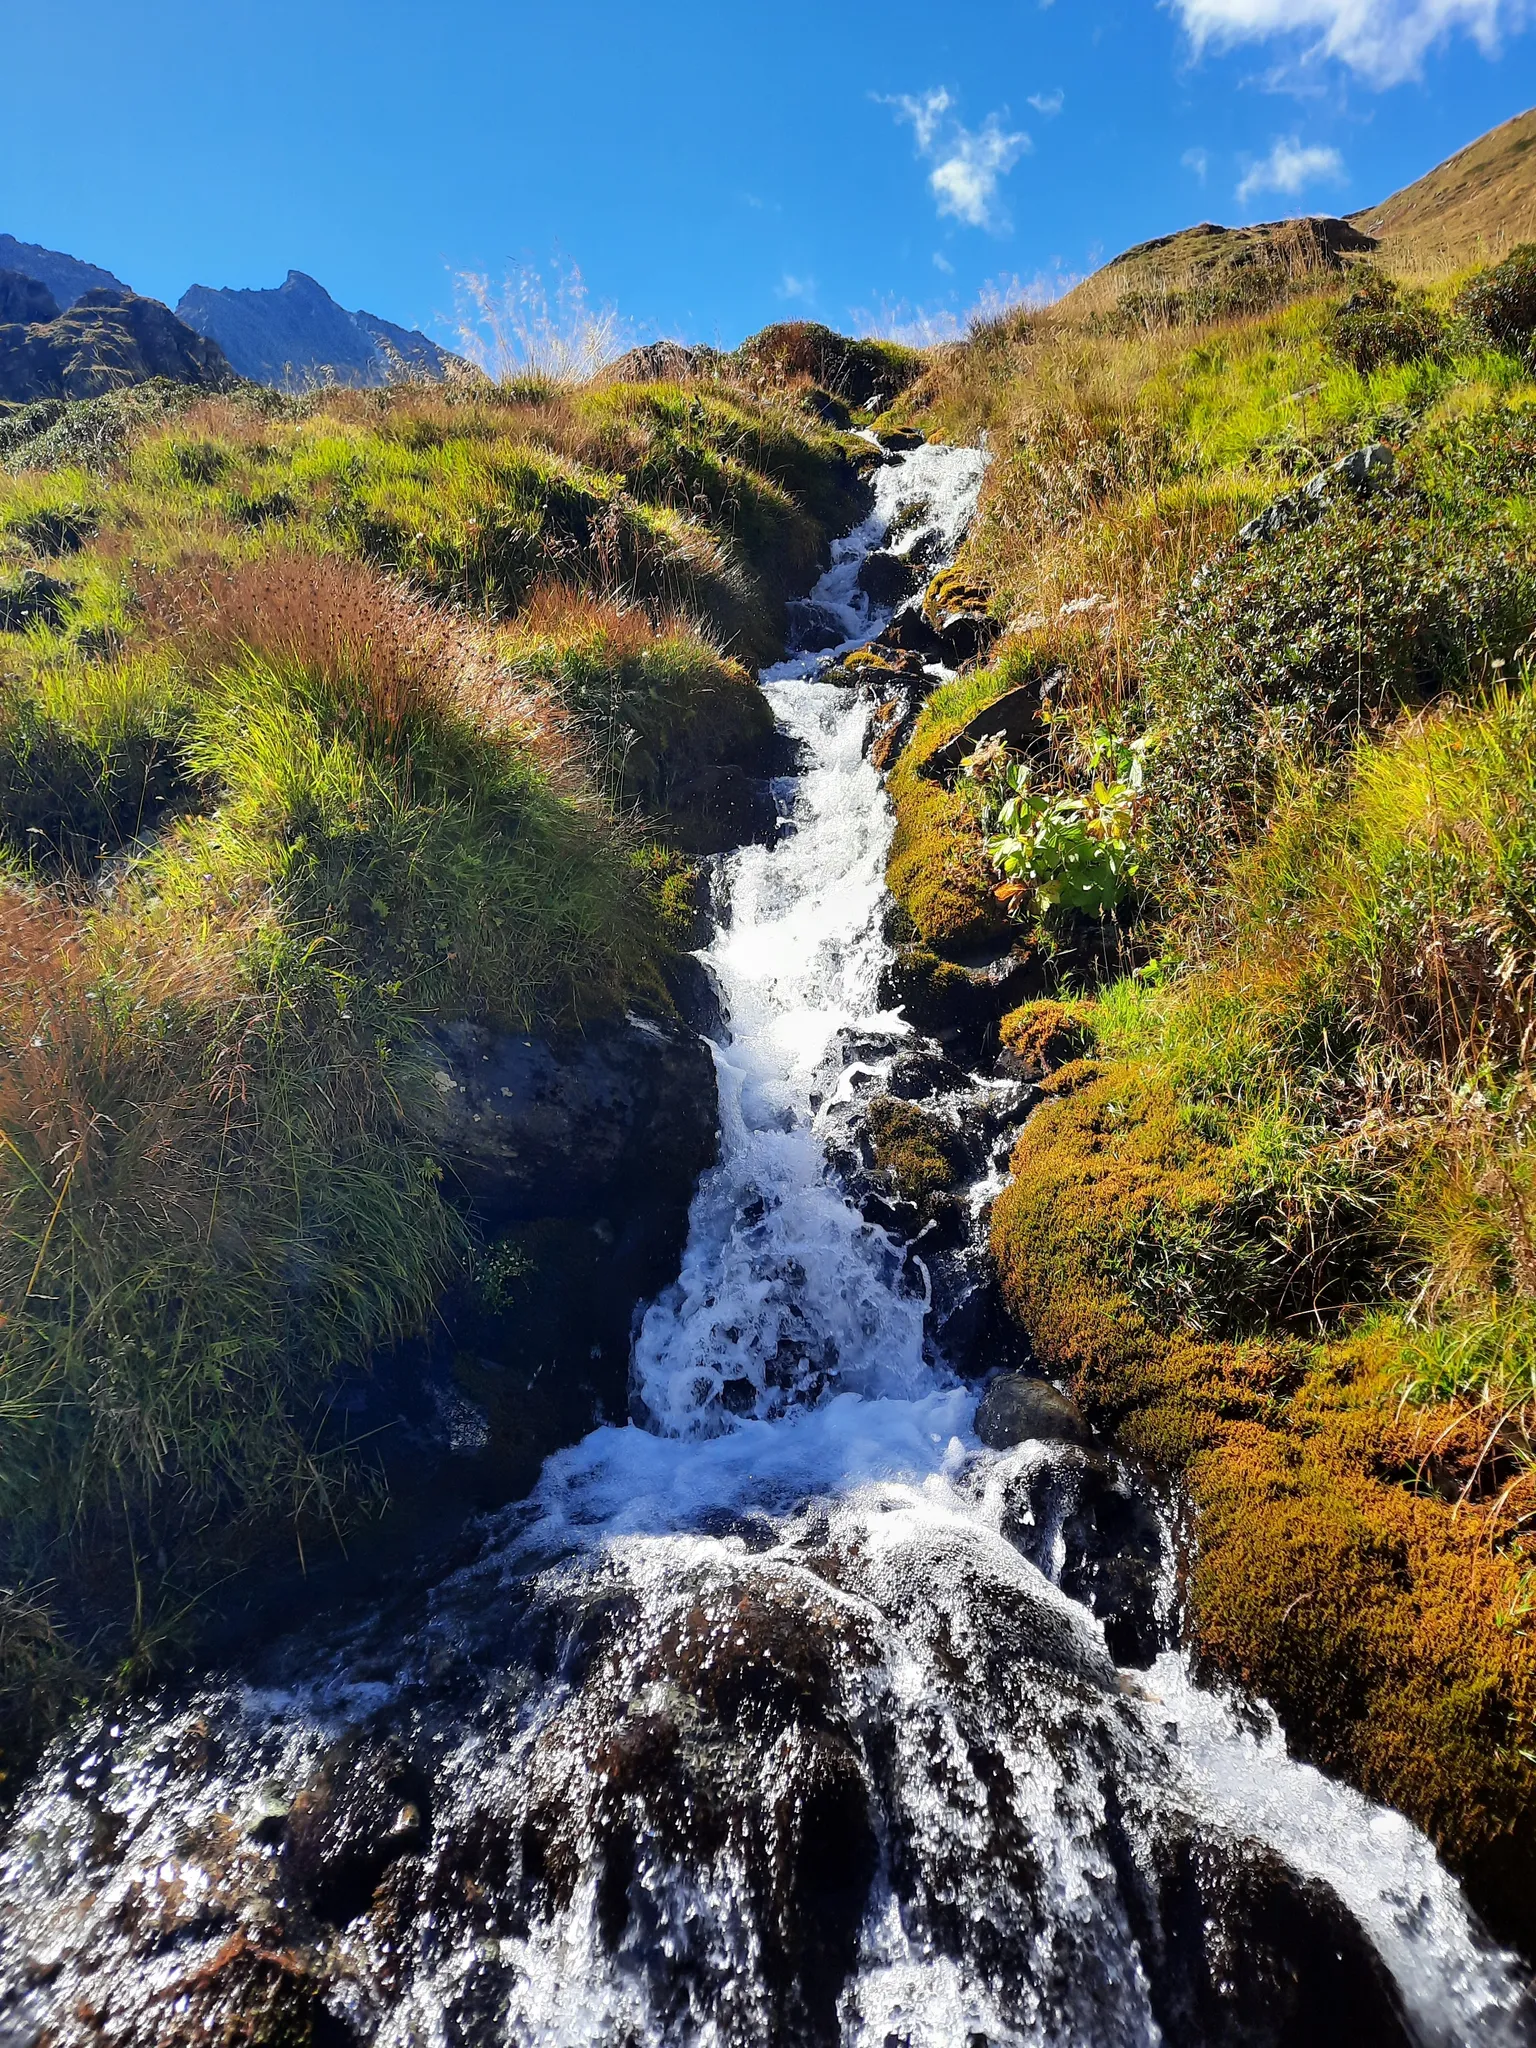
[0,442,1529,2048]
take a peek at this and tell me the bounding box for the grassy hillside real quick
[884,226,1536,1940]
[1355,105,1536,277]
[0,335,895,1744]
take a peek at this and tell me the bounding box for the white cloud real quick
[933,250,955,273]
[1171,0,1527,86]
[777,272,816,302]
[881,90,1032,232]
[931,120,1033,228]
[1236,134,1346,203]
[1182,146,1210,181]
[880,88,953,154]
[1028,88,1065,114]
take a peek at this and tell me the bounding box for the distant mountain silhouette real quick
[0,234,130,310]
[176,270,459,390]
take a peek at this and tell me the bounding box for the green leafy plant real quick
[962,727,1153,917]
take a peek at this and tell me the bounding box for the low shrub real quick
[1140,411,1536,901]
[1459,245,1536,358]
[1328,271,1448,374]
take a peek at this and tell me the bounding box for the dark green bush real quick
[1141,412,1536,898]
[1328,272,1447,373]
[1458,244,1536,356]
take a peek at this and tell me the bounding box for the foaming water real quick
[0,440,1529,2048]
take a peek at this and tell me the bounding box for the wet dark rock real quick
[883,1047,972,1099]
[787,596,852,652]
[856,549,922,608]
[0,569,70,632]
[925,1241,1033,1374]
[998,1442,1164,1667]
[667,761,777,854]
[882,597,948,659]
[427,1014,716,1225]
[1137,1838,1416,2048]
[977,1373,1093,1450]
[875,427,925,451]
[878,944,1045,1059]
[284,1733,431,1925]
[661,952,727,1040]
[926,678,1053,781]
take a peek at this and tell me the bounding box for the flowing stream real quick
[0,443,1531,2048]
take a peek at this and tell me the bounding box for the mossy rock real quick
[885,717,1010,954]
[865,1095,960,1207]
[922,564,992,627]
[999,998,1091,1077]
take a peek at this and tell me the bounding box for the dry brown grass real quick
[1356,105,1536,282]
[135,550,577,780]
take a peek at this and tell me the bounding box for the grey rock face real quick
[0,269,59,325]
[1235,441,1396,549]
[176,268,459,390]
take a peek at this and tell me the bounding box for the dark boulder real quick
[926,678,1051,780]
[856,548,922,608]
[874,426,925,451]
[426,1012,717,1226]
[997,1438,1164,1666]
[878,943,1045,1059]
[882,597,948,659]
[786,596,852,652]
[666,760,777,854]
[1137,1838,1416,2048]
[977,1372,1092,1450]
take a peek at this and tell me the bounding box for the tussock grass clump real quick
[502,583,771,829]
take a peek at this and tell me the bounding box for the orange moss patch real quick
[991,1060,1536,1949]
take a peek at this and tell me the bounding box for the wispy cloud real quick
[777,272,816,303]
[882,88,953,154]
[1171,0,1527,86]
[1028,88,1065,114]
[1236,135,1346,204]
[1182,146,1210,183]
[933,250,955,274]
[849,268,1079,345]
[879,90,1032,232]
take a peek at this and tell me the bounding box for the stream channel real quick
[1,442,1533,2048]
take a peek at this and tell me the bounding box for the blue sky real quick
[2,0,1532,350]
